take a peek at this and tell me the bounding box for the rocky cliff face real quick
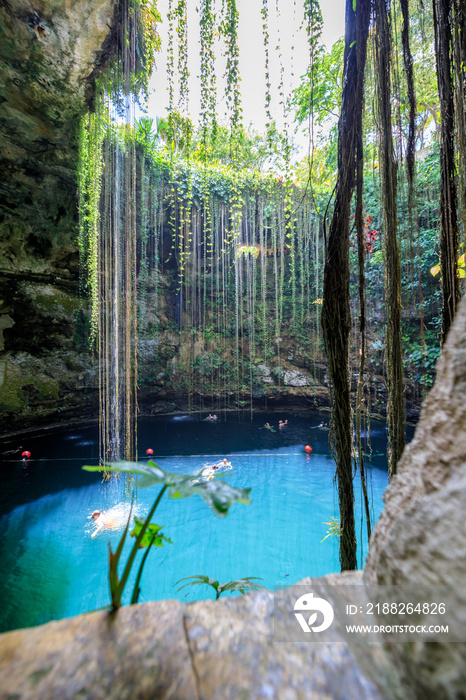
[0,0,117,431]
[0,0,423,435]
[365,295,466,698]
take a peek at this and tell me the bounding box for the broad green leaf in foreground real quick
[83,460,252,517]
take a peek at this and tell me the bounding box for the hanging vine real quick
[374,0,405,478]
[321,0,371,572]
[433,0,461,342]
[221,0,242,159]
[199,0,218,157]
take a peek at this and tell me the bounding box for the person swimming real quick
[217,457,231,468]
[91,510,106,538]
[199,458,232,481]
[90,506,130,538]
[205,414,218,421]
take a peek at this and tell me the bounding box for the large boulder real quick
[0,573,387,700]
[365,295,466,698]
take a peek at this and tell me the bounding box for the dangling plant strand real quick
[374,0,405,478]
[261,0,273,150]
[199,0,218,159]
[221,0,242,160]
[433,0,461,342]
[175,0,189,116]
[321,0,371,572]
[78,110,104,347]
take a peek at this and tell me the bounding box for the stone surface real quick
[365,295,466,698]
[0,0,118,275]
[0,0,117,432]
[0,600,197,700]
[283,369,313,387]
[184,575,388,700]
[0,574,389,700]
[0,277,97,430]
[256,363,274,383]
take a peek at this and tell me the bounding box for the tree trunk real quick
[374,0,405,478]
[321,0,370,571]
[433,0,460,342]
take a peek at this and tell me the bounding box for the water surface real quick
[0,412,391,632]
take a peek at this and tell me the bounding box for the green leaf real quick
[168,478,251,516]
[352,0,356,10]
[176,575,266,598]
[130,518,172,548]
[176,574,218,592]
[83,461,251,517]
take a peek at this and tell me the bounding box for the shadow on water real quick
[0,427,101,516]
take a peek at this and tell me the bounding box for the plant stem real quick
[115,484,168,605]
[130,530,158,605]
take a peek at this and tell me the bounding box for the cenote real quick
[0,411,399,634]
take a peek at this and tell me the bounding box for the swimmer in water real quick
[214,457,231,469]
[91,510,105,538]
[90,509,122,538]
[201,464,217,477]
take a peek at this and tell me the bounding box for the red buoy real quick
[304,445,313,454]
[22,451,31,459]
[146,448,154,457]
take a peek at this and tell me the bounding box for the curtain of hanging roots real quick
[355,0,372,543]
[433,0,461,342]
[453,0,466,249]
[321,0,370,572]
[98,1,138,464]
[375,0,405,478]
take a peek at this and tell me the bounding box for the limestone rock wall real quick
[364,295,466,698]
[0,0,117,274]
[0,0,117,431]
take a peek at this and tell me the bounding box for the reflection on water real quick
[0,412,399,633]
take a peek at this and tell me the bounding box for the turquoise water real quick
[0,412,391,632]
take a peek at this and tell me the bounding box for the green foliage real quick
[193,121,295,172]
[291,38,344,131]
[130,518,172,548]
[100,0,161,109]
[321,517,341,542]
[136,0,162,100]
[176,575,266,600]
[73,309,92,350]
[199,0,217,155]
[221,0,242,138]
[77,111,104,345]
[83,460,252,609]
